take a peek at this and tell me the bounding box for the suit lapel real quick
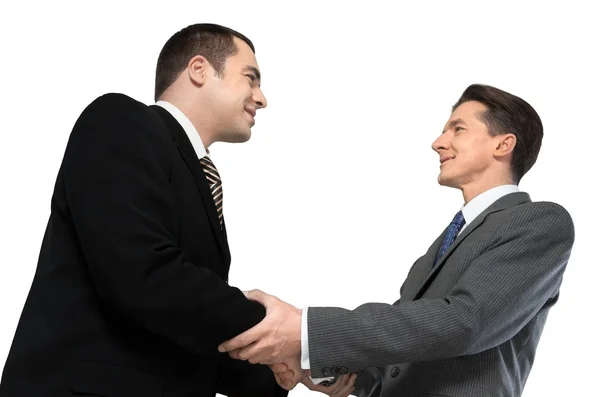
[398,232,443,303]
[412,192,531,300]
[150,105,229,261]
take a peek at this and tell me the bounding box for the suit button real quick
[333,367,340,375]
[391,366,401,378]
[340,366,348,374]
[322,367,332,377]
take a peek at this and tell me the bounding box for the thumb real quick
[300,376,317,391]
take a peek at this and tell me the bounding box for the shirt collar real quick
[461,184,519,226]
[155,100,207,159]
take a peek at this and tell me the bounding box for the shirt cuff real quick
[301,307,310,370]
[302,307,335,384]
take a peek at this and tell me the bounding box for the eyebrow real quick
[442,118,467,133]
[243,65,261,84]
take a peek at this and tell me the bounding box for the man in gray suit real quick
[219,84,575,397]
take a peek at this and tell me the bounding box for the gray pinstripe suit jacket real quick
[307,192,574,397]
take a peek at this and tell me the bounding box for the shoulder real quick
[73,93,164,139]
[516,200,572,225]
[501,199,574,242]
[78,93,150,120]
[87,92,146,109]
[66,93,172,161]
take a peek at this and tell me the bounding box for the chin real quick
[438,173,457,188]
[231,130,252,143]
[219,128,251,143]
[238,129,252,142]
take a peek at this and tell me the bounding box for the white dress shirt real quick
[155,100,207,159]
[300,184,520,380]
[459,184,519,234]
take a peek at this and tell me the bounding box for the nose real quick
[431,133,450,153]
[254,87,267,109]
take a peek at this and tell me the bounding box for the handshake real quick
[218,290,357,396]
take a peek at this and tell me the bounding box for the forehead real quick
[449,100,488,122]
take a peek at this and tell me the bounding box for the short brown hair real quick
[453,84,543,184]
[154,23,255,101]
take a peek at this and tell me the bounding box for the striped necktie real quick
[199,156,223,230]
[434,210,465,264]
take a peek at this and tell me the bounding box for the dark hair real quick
[154,23,255,101]
[453,84,543,184]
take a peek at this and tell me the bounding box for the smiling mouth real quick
[245,110,256,126]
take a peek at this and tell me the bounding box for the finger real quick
[218,326,263,353]
[285,369,296,379]
[286,367,306,383]
[270,362,288,374]
[233,340,273,364]
[341,386,356,397]
[348,372,358,385]
[227,346,249,360]
[274,373,284,389]
[227,341,256,361]
[283,377,296,390]
[327,374,348,394]
[336,373,357,396]
[339,385,356,397]
[276,375,294,391]
[245,289,268,303]
[336,373,356,390]
[227,340,261,360]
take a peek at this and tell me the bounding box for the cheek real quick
[231,82,252,103]
[461,146,491,169]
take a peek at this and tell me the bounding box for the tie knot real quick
[434,210,465,264]
[199,155,215,169]
[199,156,221,186]
[451,210,465,227]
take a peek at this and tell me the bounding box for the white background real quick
[0,1,597,396]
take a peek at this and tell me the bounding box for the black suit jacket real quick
[0,93,286,397]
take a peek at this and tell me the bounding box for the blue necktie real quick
[434,210,465,264]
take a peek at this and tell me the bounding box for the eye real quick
[246,74,256,83]
[455,126,465,133]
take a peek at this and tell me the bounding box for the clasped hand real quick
[218,289,356,394]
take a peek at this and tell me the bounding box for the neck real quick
[460,179,514,204]
[159,93,214,149]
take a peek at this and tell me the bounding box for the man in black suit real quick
[0,23,286,397]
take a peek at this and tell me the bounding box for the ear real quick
[494,133,517,159]
[187,55,210,86]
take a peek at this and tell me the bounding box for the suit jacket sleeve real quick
[216,356,288,397]
[307,202,575,377]
[62,94,265,355]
